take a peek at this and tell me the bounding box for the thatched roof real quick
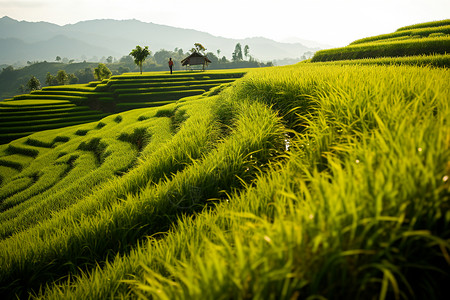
[181,52,212,66]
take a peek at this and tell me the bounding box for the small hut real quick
[181,52,211,71]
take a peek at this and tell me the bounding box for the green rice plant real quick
[40,64,447,300]
[74,129,90,136]
[117,89,206,102]
[396,19,450,31]
[113,83,225,95]
[87,81,102,87]
[203,82,234,97]
[53,136,70,143]
[0,104,77,113]
[25,138,54,148]
[0,107,171,238]
[311,36,450,62]
[0,176,34,202]
[93,83,109,92]
[0,118,109,134]
[114,115,122,123]
[76,137,109,165]
[31,90,92,97]
[1,64,448,299]
[0,110,104,123]
[22,133,70,150]
[0,152,98,237]
[41,84,97,92]
[0,114,109,128]
[5,144,39,158]
[0,95,285,298]
[308,53,450,68]
[0,106,92,116]
[350,24,450,45]
[0,157,27,171]
[115,101,176,111]
[109,78,236,90]
[117,127,150,152]
[0,165,19,186]
[0,163,67,211]
[0,99,72,106]
[96,122,107,129]
[12,94,88,102]
[0,132,35,145]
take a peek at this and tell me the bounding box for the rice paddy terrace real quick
[0,70,244,144]
[0,20,449,299]
[311,18,450,66]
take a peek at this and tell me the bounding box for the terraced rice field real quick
[0,100,107,144]
[0,70,245,144]
[311,19,450,63]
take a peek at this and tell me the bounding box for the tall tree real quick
[68,74,79,84]
[130,45,151,74]
[206,52,219,64]
[232,43,243,62]
[75,68,94,83]
[191,43,206,55]
[45,72,58,86]
[94,63,112,80]
[56,56,61,62]
[56,70,69,85]
[26,76,41,91]
[154,49,172,66]
[244,45,250,60]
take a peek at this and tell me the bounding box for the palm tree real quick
[130,45,151,74]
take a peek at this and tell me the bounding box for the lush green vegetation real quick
[396,19,450,31]
[0,20,449,300]
[0,62,448,299]
[0,45,269,100]
[306,53,450,68]
[0,100,107,144]
[0,70,245,144]
[350,23,450,45]
[0,62,101,99]
[312,20,450,64]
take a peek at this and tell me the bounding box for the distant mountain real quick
[0,35,122,63]
[0,16,322,64]
[279,37,335,50]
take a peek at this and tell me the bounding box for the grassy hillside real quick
[0,63,448,299]
[0,70,244,144]
[311,19,450,64]
[0,20,449,299]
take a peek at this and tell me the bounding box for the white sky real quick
[1,0,449,46]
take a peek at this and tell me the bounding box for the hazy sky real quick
[1,0,448,46]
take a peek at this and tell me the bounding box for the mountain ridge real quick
[0,16,321,64]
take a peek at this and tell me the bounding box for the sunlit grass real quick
[0,62,448,299]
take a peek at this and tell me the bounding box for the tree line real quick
[3,42,274,94]
[18,63,113,93]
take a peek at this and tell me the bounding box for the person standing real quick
[168,58,174,74]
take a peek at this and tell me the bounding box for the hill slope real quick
[0,63,449,299]
[311,19,450,63]
[0,20,449,299]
